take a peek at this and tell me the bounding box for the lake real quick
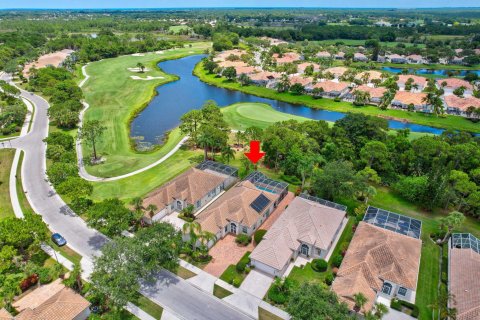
[131,55,446,147]
[382,66,480,77]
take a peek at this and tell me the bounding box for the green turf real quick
[213,284,233,299]
[308,39,426,48]
[0,149,15,219]
[258,306,284,320]
[195,62,480,134]
[169,25,191,33]
[81,42,211,178]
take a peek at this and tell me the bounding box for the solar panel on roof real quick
[363,206,422,239]
[250,194,271,213]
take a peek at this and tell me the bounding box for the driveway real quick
[204,234,254,277]
[240,269,274,299]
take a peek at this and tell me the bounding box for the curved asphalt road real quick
[0,74,252,320]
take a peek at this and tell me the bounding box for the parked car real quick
[51,233,67,246]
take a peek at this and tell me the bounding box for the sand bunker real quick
[23,49,74,77]
[127,67,151,72]
[155,51,164,54]
[131,53,145,57]
[130,76,165,80]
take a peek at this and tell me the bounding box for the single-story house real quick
[214,49,247,62]
[217,60,248,69]
[355,71,383,83]
[297,62,320,74]
[396,74,428,91]
[406,54,424,64]
[391,91,431,112]
[353,52,368,62]
[273,52,301,64]
[316,51,332,59]
[448,233,480,320]
[436,78,474,95]
[346,85,387,104]
[376,55,386,63]
[444,95,480,117]
[249,194,347,277]
[234,65,258,76]
[249,71,282,87]
[260,37,289,46]
[324,66,349,79]
[307,80,351,98]
[388,54,408,64]
[288,75,314,87]
[454,48,464,55]
[142,161,237,222]
[335,52,346,60]
[450,56,465,65]
[332,208,422,313]
[13,279,91,320]
[196,172,288,247]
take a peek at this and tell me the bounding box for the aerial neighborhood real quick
[1,6,480,320]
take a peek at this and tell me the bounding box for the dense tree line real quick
[0,81,26,136]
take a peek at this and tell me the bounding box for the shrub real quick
[236,260,246,272]
[390,299,419,318]
[280,174,301,185]
[325,272,334,286]
[311,259,328,272]
[340,242,350,255]
[232,278,241,288]
[331,254,343,268]
[254,229,267,244]
[235,234,251,246]
[334,97,341,102]
[268,287,288,304]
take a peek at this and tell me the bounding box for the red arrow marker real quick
[245,140,265,164]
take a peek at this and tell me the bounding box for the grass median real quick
[81,42,210,178]
[0,149,16,219]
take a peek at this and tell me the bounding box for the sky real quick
[1,0,480,9]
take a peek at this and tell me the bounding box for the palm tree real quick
[197,132,213,160]
[353,292,368,313]
[182,221,201,249]
[354,90,371,106]
[440,211,465,244]
[136,62,145,73]
[181,204,195,219]
[373,303,389,319]
[130,197,143,214]
[235,131,244,148]
[221,145,235,163]
[275,73,290,93]
[412,83,419,92]
[199,231,216,248]
[146,204,158,218]
[466,106,476,118]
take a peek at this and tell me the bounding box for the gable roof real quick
[449,234,480,320]
[273,52,300,64]
[393,91,427,106]
[197,181,279,234]
[288,75,314,87]
[437,78,473,90]
[397,75,428,87]
[444,95,480,111]
[143,168,226,209]
[249,71,281,81]
[332,222,422,312]
[312,80,350,93]
[297,62,320,73]
[353,85,387,99]
[325,67,348,77]
[14,279,90,320]
[355,71,383,81]
[250,196,346,271]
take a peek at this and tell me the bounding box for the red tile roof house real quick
[214,49,247,62]
[249,71,282,87]
[296,62,320,74]
[249,194,347,277]
[316,51,332,59]
[307,80,351,98]
[450,56,465,65]
[406,54,425,64]
[272,52,301,64]
[388,54,408,64]
[354,71,383,83]
[444,95,480,117]
[436,78,474,96]
[332,209,422,313]
[234,65,259,76]
[344,85,387,104]
[448,233,480,320]
[353,52,369,62]
[324,66,349,79]
[335,52,346,60]
[391,91,431,113]
[288,75,314,87]
[196,172,288,248]
[142,161,238,223]
[12,279,91,320]
[396,75,428,92]
[217,60,248,69]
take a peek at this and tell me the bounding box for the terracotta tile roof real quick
[353,85,387,99]
[250,197,346,270]
[332,222,422,312]
[355,71,383,81]
[14,279,90,320]
[445,95,480,111]
[297,62,320,73]
[475,49,480,55]
[196,181,279,234]
[218,60,248,68]
[397,75,428,87]
[288,75,314,87]
[249,71,281,81]
[234,65,258,75]
[143,168,226,210]
[455,48,464,54]
[449,245,480,320]
[0,309,12,320]
[312,80,350,93]
[393,91,428,106]
[260,37,288,46]
[336,52,346,58]
[214,49,247,62]
[437,78,473,90]
[407,54,423,60]
[325,67,348,77]
[273,52,301,64]
[354,53,368,60]
[388,54,406,60]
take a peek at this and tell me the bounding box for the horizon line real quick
[3,6,480,10]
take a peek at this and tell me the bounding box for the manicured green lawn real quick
[213,284,233,299]
[169,25,191,33]
[288,262,326,285]
[195,63,480,133]
[132,292,164,319]
[175,265,197,280]
[219,251,251,287]
[81,42,211,178]
[258,306,284,320]
[90,149,200,202]
[0,149,15,219]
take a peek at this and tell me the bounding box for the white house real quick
[249,194,347,277]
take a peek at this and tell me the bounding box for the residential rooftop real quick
[393,91,427,106]
[437,78,473,90]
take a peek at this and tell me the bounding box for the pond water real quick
[382,66,480,77]
[131,55,446,147]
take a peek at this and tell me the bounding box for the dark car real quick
[51,233,67,247]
